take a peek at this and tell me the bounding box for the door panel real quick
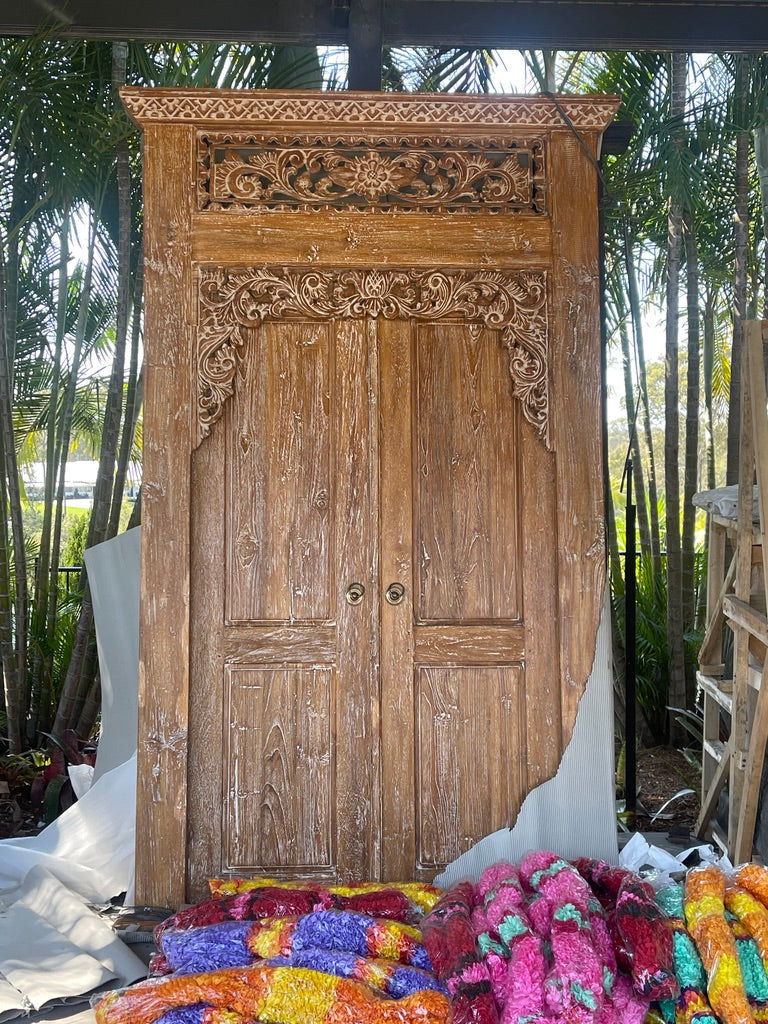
[224,665,334,870]
[379,320,529,879]
[414,324,521,623]
[189,317,379,889]
[416,665,526,868]
[226,321,332,624]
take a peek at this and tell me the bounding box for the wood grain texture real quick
[416,665,525,870]
[548,128,606,736]
[335,318,381,879]
[221,627,336,663]
[378,319,416,880]
[730,349,754,846]
[520,415,561,787]
[136,123,195,908]
[413,625,525,664]
[226,321,332,623]
[187,425,225,902]
[224,665,334,870]
[192,213,551,269]
[415,323,521,622]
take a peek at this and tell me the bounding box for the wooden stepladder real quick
[696,319,768,863]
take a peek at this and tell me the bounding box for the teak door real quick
[122,89,619,907]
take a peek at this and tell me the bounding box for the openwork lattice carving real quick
[197,135,546,213]
[198,266,549,447]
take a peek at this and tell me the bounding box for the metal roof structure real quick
[5,0,768,89]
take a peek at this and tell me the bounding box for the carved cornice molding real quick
[197,266,549,448]
[121,88,620,134]
[197,135,546,213]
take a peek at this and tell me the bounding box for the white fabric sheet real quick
[435,588,618,886]
[0,530,143,1021]
[0,866,145,1018]
[84,527,140,782]
[0,755,136,902]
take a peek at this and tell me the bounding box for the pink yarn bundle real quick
[519,852,606,1024]
[474,862,547,1024]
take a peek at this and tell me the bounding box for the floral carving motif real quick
[200,139,543,212]
[197,266,549,446]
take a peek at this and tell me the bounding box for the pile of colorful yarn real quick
[653,861,768,1024]
[92,856,768,1024]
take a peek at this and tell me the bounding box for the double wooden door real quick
[123,88,617,906]
[186,297,552,894]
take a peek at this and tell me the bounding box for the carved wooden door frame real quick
[122,88,618,907]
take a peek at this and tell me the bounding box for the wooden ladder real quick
[696,319,768,863]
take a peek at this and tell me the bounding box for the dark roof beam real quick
[5,0,768,51]
[349,0,383,89]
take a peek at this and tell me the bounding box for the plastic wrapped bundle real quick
[159,910,433,974]
[684,865,753,1024]
[519,852,606,1024]
[654,884,717,1024]
[470,862,546,1024]
[93,964,452,1024]
[267,948,449,998]
[208,876,442,914]
[575,858,678,1001]
[156,885,418,941]
[725,884,768,966]
[421,883,498,1024]
[729,915,768,1020]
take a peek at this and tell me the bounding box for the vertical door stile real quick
[335,318,381,879]
[548,128,607,736]
[520,414,560,789]
[378,319,416,880]
[187,418,226,900]
[136,122,195,909]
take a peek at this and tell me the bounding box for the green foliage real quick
[61,510,89,568]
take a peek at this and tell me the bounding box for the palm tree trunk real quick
[624,225,662,574]
[29,206,70,737]
[108,249,143,536]
[48,218,99,737]
[617,292,652,557]
[55,42,133,736]
[681,208,701,703]
[665,51,688,741]
[727,56,750,486]
[0,229,28,753]
[702,290,717,491]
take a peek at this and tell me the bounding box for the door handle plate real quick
[385,582,405,605]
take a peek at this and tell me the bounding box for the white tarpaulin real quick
[0,530,143,1020]
[84,527,140,782]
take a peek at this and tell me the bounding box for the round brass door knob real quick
[385,582,405,605]
[345,582,365,605]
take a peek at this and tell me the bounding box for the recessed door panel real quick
[224,665,334,870]
[415,665,526,868]
[414,324,521,623]
[226,321,333,624]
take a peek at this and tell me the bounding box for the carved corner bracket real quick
[197,266,549,448]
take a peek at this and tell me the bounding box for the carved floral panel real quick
[197,135,546,213]
[197,265,549,447]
